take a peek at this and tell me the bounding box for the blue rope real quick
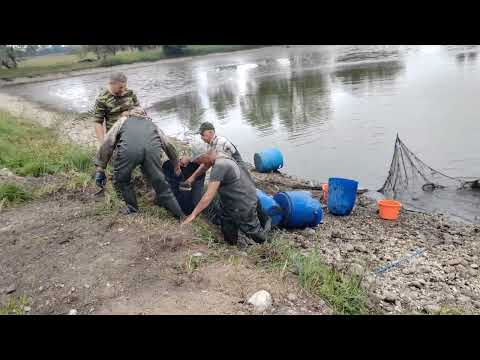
[373,248,426,275]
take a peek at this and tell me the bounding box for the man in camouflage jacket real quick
[92,72,140,143]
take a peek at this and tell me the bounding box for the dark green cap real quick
[198,122,215,134]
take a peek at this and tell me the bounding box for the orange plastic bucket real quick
[378,200,401,220]
[322,183,328,203]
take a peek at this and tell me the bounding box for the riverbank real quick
[0,46,268,87]
[0,108,332,315]
[1,96,480,315]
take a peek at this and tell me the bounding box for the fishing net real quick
[379,135,480,222]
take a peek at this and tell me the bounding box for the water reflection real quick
[334,46,401,64]
[208,84,236,120]
[176,92,205,130]
[239,82,276,130]
[287,50,332,70]
[151,92,206,130]
[151,66,333,140]
[276,72,331,136]
[455,51,478,65]
[332,61,404,95]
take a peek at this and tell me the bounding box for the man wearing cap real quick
[181,150,271,246]
[94,106,185,219]
[92,72,140,144]
[180,122,250,188]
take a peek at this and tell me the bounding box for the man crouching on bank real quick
[181,150,271,245]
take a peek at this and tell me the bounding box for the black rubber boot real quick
[158,195,186,220]
[259,219,273,243]
[204,197,222,225]
[221,218,239,245]
[121,204,139,215]
[115,181,139,212]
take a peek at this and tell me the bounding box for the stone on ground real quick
[247,290,273,312]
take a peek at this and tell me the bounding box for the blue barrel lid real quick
[272,192,292,225]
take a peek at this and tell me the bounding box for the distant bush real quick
[163,45,188,57]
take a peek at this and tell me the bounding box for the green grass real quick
[95,185,124,215]
[192,219,369,314]
[0,182,32,204]
[0,46,267,80]
[0,111,95,177]
[31,170,94,199]
[187,45,263,56]
[32,182,64,199]
[297,251,368,315]
[435,306,466,315]
[184,253,205,274]
[65,172,94,191]
[98,48,165,67]
[140,203,175,222]
[249,234,369,315]
[19,53,91,68]
[1,53,99,80]
[0,110,96,206]
[191,217,218,247]
[0,296,29,315]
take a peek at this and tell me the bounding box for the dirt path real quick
[0,188,329,315]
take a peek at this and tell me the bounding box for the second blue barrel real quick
[327,177,359,216]
[273,191,323,229]
[254,148,284,173]
[256,189,284,226]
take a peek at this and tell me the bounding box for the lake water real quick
[5,45,480,221]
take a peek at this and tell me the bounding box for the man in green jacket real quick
[92,72,140,144]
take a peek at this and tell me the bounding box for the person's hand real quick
[174,163,182,176]
[146,190,156,205]
[179,155,191,167]
[179,181,192,191]
[181,213,196,226]
[95,169,106,188]
[184,177,193,186]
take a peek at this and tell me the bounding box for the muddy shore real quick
[1,94,479,315]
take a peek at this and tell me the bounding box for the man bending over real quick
[181,150,271,245]
[94,107,184,219]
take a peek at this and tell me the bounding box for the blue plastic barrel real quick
[256,189,284,226]
[273,191,323,229]
[254,148,284,173]
[327,177,359,216]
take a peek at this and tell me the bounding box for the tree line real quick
[0,45,189,69]
[75,45,187,60]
